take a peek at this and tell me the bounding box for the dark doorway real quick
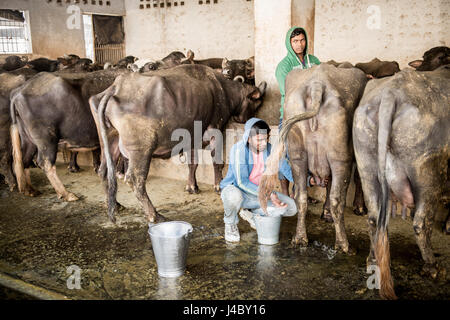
[92,14,125,64]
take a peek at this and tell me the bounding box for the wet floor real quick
[0,163,448,299]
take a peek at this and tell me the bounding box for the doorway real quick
[83,14,125,64]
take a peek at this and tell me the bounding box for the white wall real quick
[123,0,254,61]
[0,0,125,59]
[314,0,450,68]
[254,0,292,124]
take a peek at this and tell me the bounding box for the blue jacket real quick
[219,117,293,196]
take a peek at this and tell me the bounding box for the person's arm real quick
[275,62,291,106]
[310,55,321,66]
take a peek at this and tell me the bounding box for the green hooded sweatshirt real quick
[275,27,321,119]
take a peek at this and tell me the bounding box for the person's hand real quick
[270,192,288,208]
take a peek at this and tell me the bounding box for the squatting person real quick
[219,117,297,242]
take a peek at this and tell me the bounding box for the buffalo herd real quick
[1,46,449,299]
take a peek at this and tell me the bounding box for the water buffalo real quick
[0,55,28,72]
[221,57,255,85]
[0,72,35,191]
[259,63,368,253]
[10,69,128,200]
[355,58,400,79]
[408,46,450,71]
[138,51,187,72]
[90,64,266,223]
[26,57,60,72]
[325,60,354,69]
[352,65,450,299]
[183,50,223,70]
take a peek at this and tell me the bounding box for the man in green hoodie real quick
[275,26,321,196]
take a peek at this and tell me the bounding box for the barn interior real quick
[0,0,449,301]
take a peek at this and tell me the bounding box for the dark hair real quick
[290,28,306,39]
[249,121,271,138]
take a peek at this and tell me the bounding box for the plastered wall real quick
[314,0,450,68]
[123,0,254,61]
[0,0,125,59]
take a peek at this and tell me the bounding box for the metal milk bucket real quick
[148,221,193,278]
[254,214,282,245]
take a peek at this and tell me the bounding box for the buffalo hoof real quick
[214,185,220,194]
[93,166,100,174]
[67,165,80,173]
[353,205,367,216]
[63,192,79,202]
[291,235,308,247]
[366,256,377,267]
[148,213,168,223]
[320,209,333,223]
[421,263,443,279]
[8,183,17,192]
[107,211,117,224]
[24,187,41,197]
[335,243,356,255]
[185,184,200,194]
[307,196,319,204]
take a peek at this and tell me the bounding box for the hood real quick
[285,26,309,66]
[242,117,268,144]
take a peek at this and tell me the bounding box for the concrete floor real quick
[0,163,449,300]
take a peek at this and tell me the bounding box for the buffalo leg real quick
[211,148,223,193]
[0,153,16,191]
[18,137,40,197]
[353,167,368,216]
[92,149,101,173]
[288,132,308,246]
[42,159,78,201]
[329,161,352,253]
[67,151,80,173]
[321,178,333,223]
[413,191,439,278]
[185,149,199,194]
[361,181,379,266]
[35,137,78,201]
[126,149,164,223]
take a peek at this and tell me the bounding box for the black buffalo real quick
[10,69,128,200]
[408,46,450,71]
[90,64,266,223]
[353,65,450,299]
[259,63,368,254]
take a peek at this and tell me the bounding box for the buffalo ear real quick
[408,59,422,69]
[248,88,261,100]
[245,56,254,67]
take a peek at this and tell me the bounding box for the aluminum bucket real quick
[148,221,193,278]
[254,214,281,245]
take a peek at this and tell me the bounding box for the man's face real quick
[290,33,306,56]
[248,133,268,153]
